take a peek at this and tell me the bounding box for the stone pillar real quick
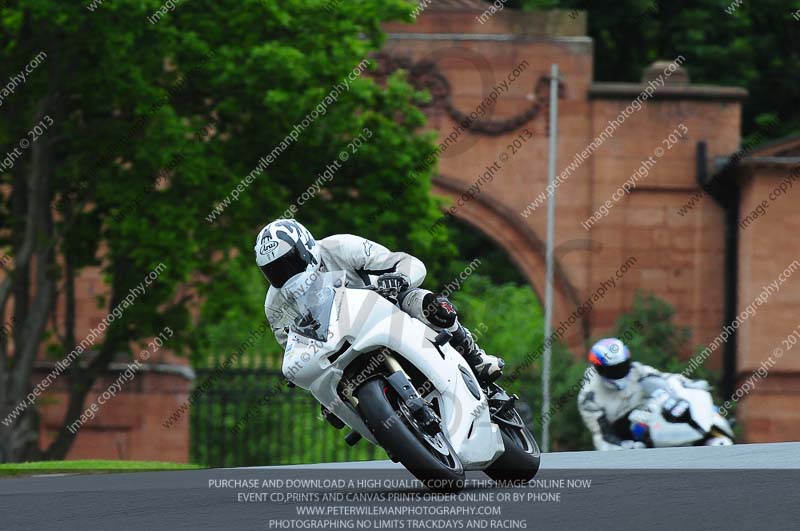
[735,161,800,441]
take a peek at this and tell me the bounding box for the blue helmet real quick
[588,338,632,384]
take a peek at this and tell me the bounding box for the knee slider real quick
[422,293,458,329]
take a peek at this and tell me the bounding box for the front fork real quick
[341,351,441,433]
[384,369,442,436]
[376,353,442,435]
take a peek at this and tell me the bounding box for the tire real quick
[484,408,541,482]
[357,377,464,491]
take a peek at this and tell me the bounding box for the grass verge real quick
[0,459,201,477]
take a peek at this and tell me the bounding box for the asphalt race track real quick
[2,443,799,530]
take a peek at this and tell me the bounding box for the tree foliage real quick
[612,291,717,386]
[0,0,452,461]
[513,0,800,141]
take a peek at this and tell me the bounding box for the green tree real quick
[512,0,800,141]
[612,290,717,386]
[611,291,691,373]
[0,0,452,462]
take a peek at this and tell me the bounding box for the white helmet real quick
[254,219,321,289]
[588,337,633,391]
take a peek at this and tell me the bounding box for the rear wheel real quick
[357,377,464,491]
[484,399,541,482]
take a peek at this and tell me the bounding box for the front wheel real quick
[357,377,464,491]
[484,400,541,482]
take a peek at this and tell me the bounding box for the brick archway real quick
[433,175,588,352]
[385,3,743,377]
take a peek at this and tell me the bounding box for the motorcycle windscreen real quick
[285,271,342,342]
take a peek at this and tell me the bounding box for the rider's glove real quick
[683,379,712,391]
[619,440,646,450]
[628,409,650,425]
[376,272,409,294]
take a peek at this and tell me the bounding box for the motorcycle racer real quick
[578,337,712,450]
[254,218,504,386]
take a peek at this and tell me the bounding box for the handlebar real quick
[353,283,400,302]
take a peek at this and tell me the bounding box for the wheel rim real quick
[385,386,462,471]
[494,406,538,455]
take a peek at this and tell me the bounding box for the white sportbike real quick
[626,375,735,448]
[282,271,540,490]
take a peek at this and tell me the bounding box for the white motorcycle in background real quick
[282,271,540,490]
[626,375,735,448]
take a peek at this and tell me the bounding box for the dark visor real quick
[596,358,632,381]
[260,246,308,288]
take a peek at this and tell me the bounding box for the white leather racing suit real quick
[265,234,427,348]
[577,362,698,451]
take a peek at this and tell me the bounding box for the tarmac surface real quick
[2,442,799,530]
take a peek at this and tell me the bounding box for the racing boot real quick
[450,325,504,385]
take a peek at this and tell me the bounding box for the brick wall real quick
[386,6,743,365]
[37,365,192,462]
